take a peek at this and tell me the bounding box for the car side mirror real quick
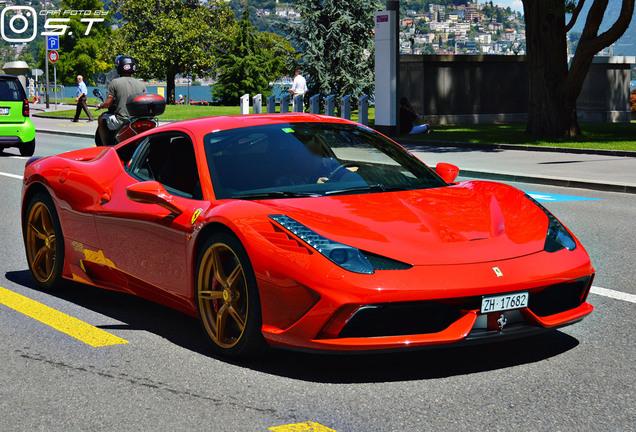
[126,181,184,215]
[435,163,460,183]
[92,88,103,101]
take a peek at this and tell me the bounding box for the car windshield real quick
[203,122,447,200]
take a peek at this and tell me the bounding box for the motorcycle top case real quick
[126,93,166,117]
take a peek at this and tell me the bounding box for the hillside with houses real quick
[398,1,525,55]
[240,0,526,56]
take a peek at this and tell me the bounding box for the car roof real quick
[170,113,360,134]
[0,74,19,79]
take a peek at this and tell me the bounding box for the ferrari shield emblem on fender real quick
[492,267,503,277]
[191,209,203,225]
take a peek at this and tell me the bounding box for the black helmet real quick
[115,55,136,75]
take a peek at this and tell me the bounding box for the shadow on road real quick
[5,269,211,356]
[399,143,504,155]
[0,149,23,158]
[6,269,579,384]
[247,331,578,383]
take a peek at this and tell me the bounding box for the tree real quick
[212,7,295,104]
[0,44,17,67]
[523,0,634,137]
[53,0,113,85]
[114,0,234,104]
[288,0,379,111]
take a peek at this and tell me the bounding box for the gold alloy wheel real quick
[26,202,57,283]
[197,242,248,349]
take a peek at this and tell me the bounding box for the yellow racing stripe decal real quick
[269,421,337,432]
[0,286,128,347]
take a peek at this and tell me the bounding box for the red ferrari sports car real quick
[22,114,594,359]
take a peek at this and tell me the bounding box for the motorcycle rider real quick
[97,55,146,145]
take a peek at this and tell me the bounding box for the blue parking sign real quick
[47,36,59,51]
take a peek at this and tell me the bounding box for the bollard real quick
[340,95,351,120]
[357,95,369,125]
[280,94,290,113]
[309,95,320,114]
[266,95,276,113]
[240,94,250,115]
[293,94,303,112]
[325,95,335,117]
[253,94,262,114]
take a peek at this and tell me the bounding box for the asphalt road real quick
[0,133,634,431]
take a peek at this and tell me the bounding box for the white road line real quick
[590,286,636,304]
[0,171,23,180]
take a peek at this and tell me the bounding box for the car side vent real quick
[361,251,412,270]
[255,222,312,255]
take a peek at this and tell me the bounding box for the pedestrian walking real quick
[288,70,307,100]
[72,75,93,122]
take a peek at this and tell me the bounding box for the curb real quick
[459,169,636,194]
[33,114,83,120]
[36,128,94,139]
[398,139,636,158]
[31,122,636,194]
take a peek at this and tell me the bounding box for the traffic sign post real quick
[48,50,59,109]
[53,65,57,109]
[43,0,51,109]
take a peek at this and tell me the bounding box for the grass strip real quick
[34,104,635,151]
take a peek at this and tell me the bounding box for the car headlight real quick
[269,215,374,274]
[526,195,576,252]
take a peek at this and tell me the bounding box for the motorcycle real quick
[93,89,166,146]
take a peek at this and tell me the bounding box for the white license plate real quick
[0,107,9,115]
[481,292,529,313]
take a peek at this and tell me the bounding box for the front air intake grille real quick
[338,301,470,338]
[529,277,591,317]
[255,222,312,254]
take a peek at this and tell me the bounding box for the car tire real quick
[196,232,267,359]
[20,139,35,156]
[24,192,65,290]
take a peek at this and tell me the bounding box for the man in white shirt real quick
[289,70,307,99]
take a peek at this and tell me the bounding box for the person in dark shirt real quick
[399,97,433,135]
[96,55,146,145]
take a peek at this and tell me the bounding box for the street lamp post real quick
[44,0,49,108]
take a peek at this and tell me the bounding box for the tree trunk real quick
[523,0,635,138]
[523,0,580,137]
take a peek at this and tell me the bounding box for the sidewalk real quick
[30,105,636,194]
[403,143,636,194]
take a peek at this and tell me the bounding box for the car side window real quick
[129,132,202,199]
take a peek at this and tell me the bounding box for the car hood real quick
[261,181,548,266]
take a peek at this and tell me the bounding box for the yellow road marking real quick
[0,286,128,347]
[269,421,336,432]
[58,123,91,128]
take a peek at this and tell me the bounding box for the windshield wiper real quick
[234,190,321,200]
[324,184,411,196]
